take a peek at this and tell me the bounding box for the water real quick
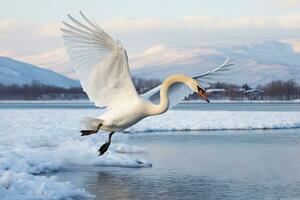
[51,129,300,200]
[2,101,300,199]
[2,100,300,111]
[176,101,300,111]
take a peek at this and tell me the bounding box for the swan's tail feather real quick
[81,117,103,130]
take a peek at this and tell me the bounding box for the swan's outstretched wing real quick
[61,11,138,108]
[143,83,191,108]
[193,57,233,82]
[143,58,233,108]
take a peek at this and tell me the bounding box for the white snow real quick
[1,108,300,199]
[0,171,91,200]
[0,171,13,189]
[0,109,152,199]
[127,110,300,132]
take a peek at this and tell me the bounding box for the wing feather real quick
[62,12,138,108]
[143,58,233,108]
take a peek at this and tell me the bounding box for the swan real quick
[61,11,233,156]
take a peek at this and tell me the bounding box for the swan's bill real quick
[197,86,209,103]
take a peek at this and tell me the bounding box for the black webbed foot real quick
[81,123,102,136]
[80,130,96,136]
[98,142,110,156]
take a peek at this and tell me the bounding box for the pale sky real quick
[1,0,300,77]
[1,0,300,20]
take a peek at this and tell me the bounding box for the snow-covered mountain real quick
[0,56,80,88]
[2,40,299,88]
[131,40,300,86]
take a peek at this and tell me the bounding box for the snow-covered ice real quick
[0,109,152,199]
[127,110,300,132]
[0,171,91,200]
[1,108,300,199]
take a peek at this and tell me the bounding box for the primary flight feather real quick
[61,11,233,156]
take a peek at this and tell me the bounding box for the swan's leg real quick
[80,123,102,136]
[98,131,115,156]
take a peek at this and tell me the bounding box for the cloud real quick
[36,22,61,37]
[181,14,300,30]
[100,14,300,32]
[0,50,14,57]
[181,16,268,29]
[1,14,300,44]
[276,0,300,7]
[2,13,300,39]
[1,13,300,78]
[0,19,61,38]
[278,14,300,29]
[101,17,164,32]
[0,19,17,33]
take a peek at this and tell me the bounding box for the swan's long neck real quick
[147,74,190,116]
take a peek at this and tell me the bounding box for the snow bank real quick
[0,171,91,200]
[0,142,150,199]
[126,111,300,132]
[0,109,152,199]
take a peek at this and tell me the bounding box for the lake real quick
[51,129,300,200]
[1,100,300,111]
[1,101,300,200]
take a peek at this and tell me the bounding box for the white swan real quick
[61,11,233,155]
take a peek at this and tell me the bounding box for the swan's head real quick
[188,78,210,103]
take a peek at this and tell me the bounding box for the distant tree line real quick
[0,79,299,101]
[0,81,86,100]
[0,78,162,100]
[258,80,300,100]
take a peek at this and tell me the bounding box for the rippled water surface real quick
[53,129,300,200]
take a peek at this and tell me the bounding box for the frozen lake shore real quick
[1,102,300,199]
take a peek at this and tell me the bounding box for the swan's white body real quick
[97,97,149,132]
[62,12,233,133]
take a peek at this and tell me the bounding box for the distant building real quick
[244,89,264,100]
[190,88,264,101]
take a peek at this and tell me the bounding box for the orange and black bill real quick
[197,86,209,103]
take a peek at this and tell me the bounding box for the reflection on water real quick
[58,169,300,200]
[52,129,300,200]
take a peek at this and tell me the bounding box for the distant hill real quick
[0,56,80,88]
[2,40,299,89]
[131,41,300,86]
